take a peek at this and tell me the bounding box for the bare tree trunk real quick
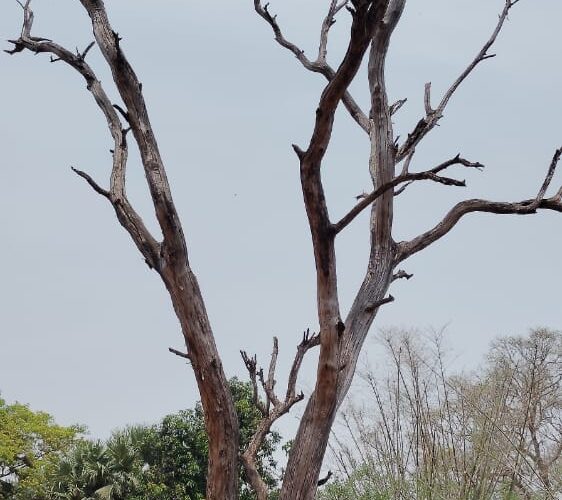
[5,2,241,497]
[80,3,242,494]
[280,4,401,498]
[8,0,562,498]
[161,267,240,499]
[278,4,388,497]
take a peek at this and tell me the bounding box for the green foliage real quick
[130,377,280,499]
[316,465,391,500]
[0,396,82,499]
[50,434,144,500]
[3,378,281,499]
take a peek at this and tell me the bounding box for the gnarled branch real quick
[241,333,317,500]
[79,0,187,268]
[254,0,369,133]
[396,147,562,262]
[334,154,483,234]
[397,0,519,162]
[6,0,160,269]
[8,3,241,496]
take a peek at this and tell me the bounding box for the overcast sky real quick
[1,0,561,447]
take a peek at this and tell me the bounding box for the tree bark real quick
[76,2,242,497]
[279,3,393,498]
[9,1,562,499]
[161,265,240,499]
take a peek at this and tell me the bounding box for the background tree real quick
[320,329,562,499]
[127,378,281,500]
[50,438,140,500]
[0,398,82,499]
[485,329,562,497]
[5,0,562,498]
[4,379,280,499]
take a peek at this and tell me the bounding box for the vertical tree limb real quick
[8,2,241,498]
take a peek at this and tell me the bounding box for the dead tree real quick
[6,1,240,498]
[6,0,562,499]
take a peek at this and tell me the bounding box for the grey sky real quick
[1,0,561,448]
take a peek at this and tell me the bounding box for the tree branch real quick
[241,333,315,500]
[334,154,483,234]
[240,351,267,416]
[365,294,394,313]
[254,0,369,133]
[318,0,348,64]
[265,337,279,411]
[390,97,407,116]
[286,329,320,402]
[364,0,405,260]
[168,347,191,361]
[397,0,519,161]
[317,470,333,486]
[6,0,161,270]
[392,269,413,282]
[71,167,110,199]
[396,148,562,262]
[79,0,187,268]
[9,2,241,496]
[290,12,390,478]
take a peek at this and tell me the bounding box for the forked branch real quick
[78,0,187,268]
[396,147,562,262]
[6,0,160,269]
[254,0,369,133]
[397,0,520,161]
[334,154,484,234]
[318,0,349,63]
[240,351,267,415]
[8,5,241,495]
[241,332,318,500]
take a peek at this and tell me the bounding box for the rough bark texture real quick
[160,267,240,499]
[80,3,241,496]
[7,2,240,498]
[7,0,562,499]
[279,4,389,498]
[256,0,562,498]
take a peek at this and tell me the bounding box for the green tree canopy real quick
[0,396,82,499]
[127,377,280,499]
[8,378,281,499]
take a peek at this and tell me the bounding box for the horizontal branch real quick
[334,154,483,234]
[168,347,191,360]
[392,269,413,282]
[396,148,562,262]
[365,294,394,313]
